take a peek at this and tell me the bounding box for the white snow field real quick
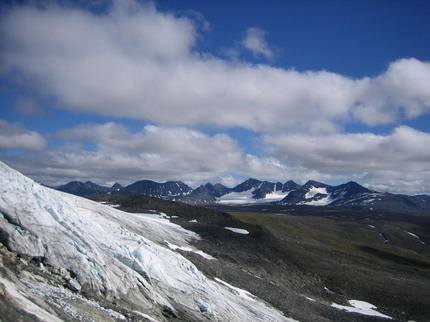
[331,299,392,319]
[217,186,290,205]
[217,189,256,204]
[300,186,332,206]
[0,162,293,321]
[262,190,291,202]
[225,227,250,235]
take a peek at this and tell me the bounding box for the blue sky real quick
[0,0,430,194]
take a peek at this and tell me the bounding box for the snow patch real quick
[216,184,293,204]
[217,189,255,204]
[165,240,215,260]
[299,186,332,206]
[305,187,327,199]
[331,300,392,319]
[301,195,331,206]
[406,231,419,239]
[405,231,426,244]
[260,190,291,202]
[225,227,250,235]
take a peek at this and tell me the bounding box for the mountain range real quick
[56,177,430,213]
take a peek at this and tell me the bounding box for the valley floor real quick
[93,195,430,321]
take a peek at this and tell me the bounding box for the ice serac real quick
[0,162,291,321]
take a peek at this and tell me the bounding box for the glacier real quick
[0,161,293,321]
[217,187,290,205]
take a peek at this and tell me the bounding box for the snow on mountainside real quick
[217,179,297,205]
[53,177,430,212]
[282,180,430,213]
[217,187,290,204]
[282,181,377,208]
[0,162,292,321]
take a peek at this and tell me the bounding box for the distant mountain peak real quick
[57,180,110,197]
[232,178,263,192]
[119,179,192,199]
[51,175,430,212]
[303,180,328,188]
[243,178,262,185]
[111,183,123,191]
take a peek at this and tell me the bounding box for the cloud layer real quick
[264,126,430,193]
[0,1,429,194]
[2,121,430,193]
[1,2,429,135]
[3,122,296,186]
[0,119,47,151]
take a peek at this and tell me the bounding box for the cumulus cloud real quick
[54,123,244,182]
[3,121,430,193]
[1,121,328,186]
[0,2,429,134]
[0,119,47,151]
[241,27,274,59]
[353,58,430,125]
[264,126,430,193]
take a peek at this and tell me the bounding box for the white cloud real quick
[3,122,430,193]
[2,122,318,187]
[241,27,274,60]
[218,175,244,188]
[264,126,430,193]
[56,123,243,170]
[353,58,430,125]
[54,122,336,184]
[0,2,429,134]
[0,119,47,151]
[52,123,244,183]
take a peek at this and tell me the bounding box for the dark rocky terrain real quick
[91,194,430,321]
[118,180,193,198]
[56,181,113,196]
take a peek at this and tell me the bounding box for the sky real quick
[0,0,430,194]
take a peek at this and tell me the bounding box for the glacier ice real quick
[0,161,292,321]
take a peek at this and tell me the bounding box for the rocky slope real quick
[56,181,113,197]
[0,162,292,321]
